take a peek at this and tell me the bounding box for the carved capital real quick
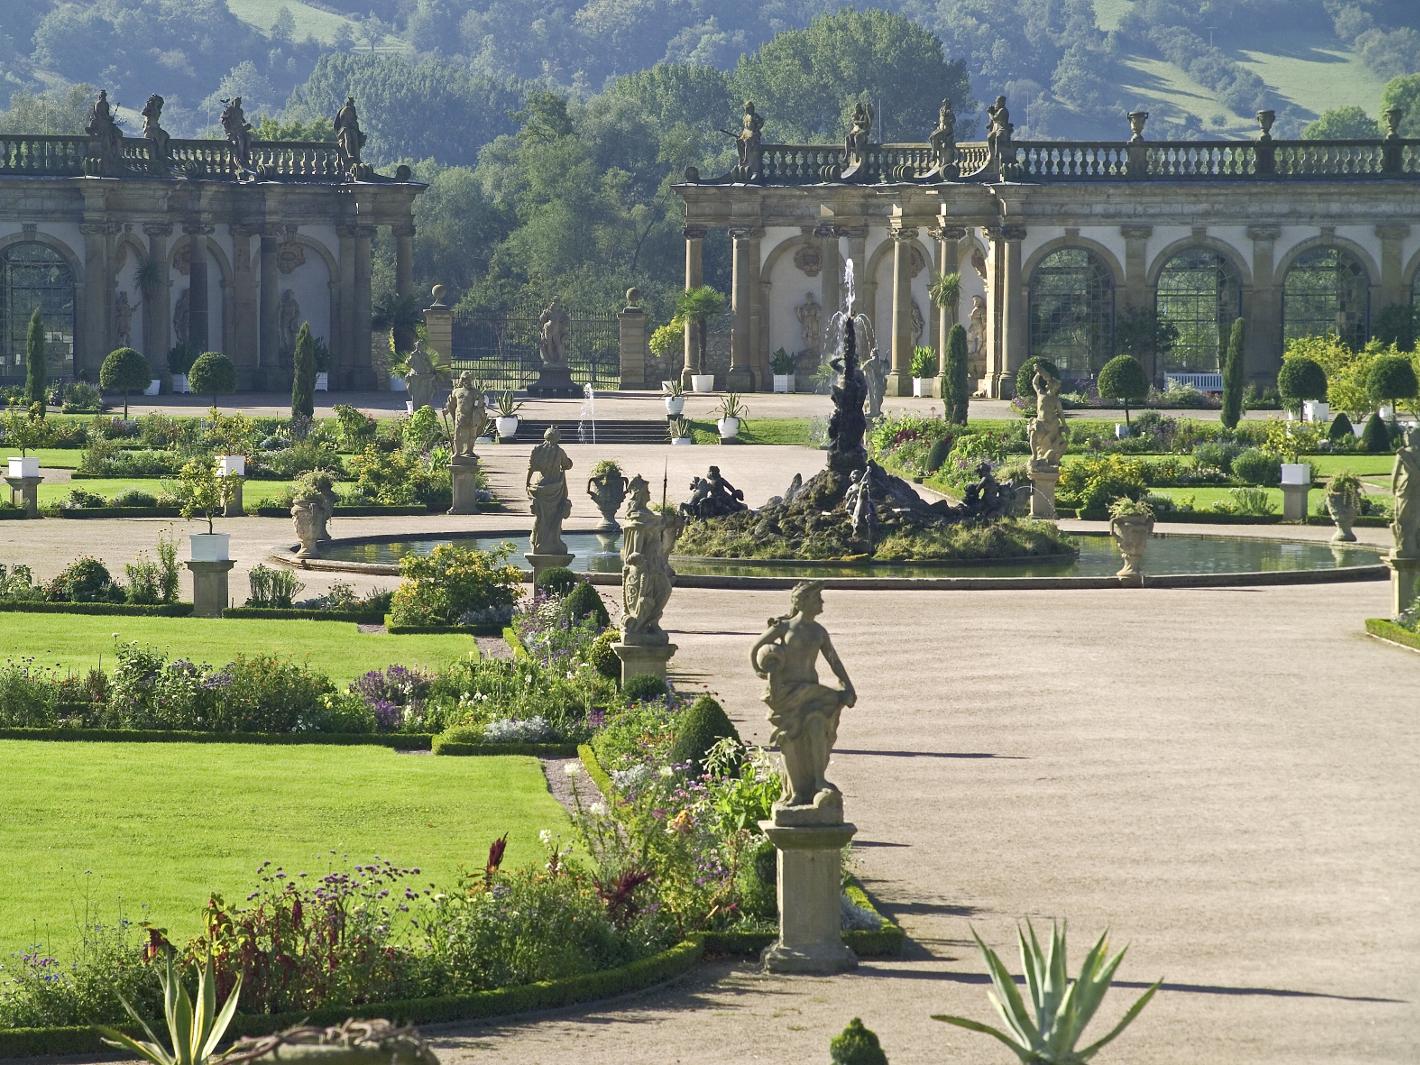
[1376,223,1412,241]
[889,226,919,242]
[143,223,173,238]
[230,223,263,239]
[933,226,968,242]
[813,223,841,240]
[1247,225,1281,242]
[353,225,377,241]
[337,223,361,239]
[182,223,215,236]
[1119,224,1153,241]
[78,222,108,237]
[729,226,764,242]
[682,225,708,241]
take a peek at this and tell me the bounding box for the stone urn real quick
[587,467,629,536]
[291,499,322,558]
[1326,492,1358,543]
[1109,513,1154,580]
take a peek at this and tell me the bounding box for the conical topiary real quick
[829,1018,888,1065]
[561,580,609,628]
[1327,411,1354,442]
[1359,411,1393,454]
[669,694,738,772]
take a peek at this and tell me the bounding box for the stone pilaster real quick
[78,221,111,380]
[1246,225,1282,383]
[986,224,1028,398]
[143,223,173,366]
[681,225,705,389]
[1376,223,1411,311]
[932,225,966,361]
[423,283,453,365]
[394,221,415,300]
[1120,224,1154,378]
[728,226,762,393]
[351,225,376,389]
[815,224,842,320]
[230,225,260,388]
[258,226,281,384]
[887,225,918,396]
[618,288,649,389]
[337,224,359,388]
[183,223,213,355]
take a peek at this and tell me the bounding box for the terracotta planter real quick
[1109,513,1154,579]
[1326,493,1358,543]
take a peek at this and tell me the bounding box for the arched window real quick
[1282,245,1369,350]
[1155,248,1241,372]
[0,242,75,381]
[1028,247,1114,378]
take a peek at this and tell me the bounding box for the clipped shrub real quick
[587,628,621,681]
[1232,447,1282,486]
[1220,317,1245,430]
[1277,356,1327,412]
[1359,411,1393,453]
[925,435,953,474]
[389,543,521,627]
[830,1019,889,1065]
[622,673,668,703]
[1327,411,1355,441]
[1097,354,1149,424]
[291,322,316,420]
[1367,354,1418,407]
[1015,356,1060,400]
[535,566,579,598]
[562,581,609,628]
[1191,441,1239,475]
[24,307,46,412]
[98,346,152,417]
[669,694,737,771]
[735,837,778,919]
[46,557,121,603]
[189,351,237,410]
[942,323,969,425]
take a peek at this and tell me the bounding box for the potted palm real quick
[177,458,236,561]
[677,284,726,393]
[712,393,748,441]
[1325,471,1364,543]
[663,378,686,416]
[167,344,194,394]
[3,405,44,479]
[771,348,796,393]
[910,346,937,398]
[668,416,693,445]
[494,390,524,440]
[1108,495,1155,580]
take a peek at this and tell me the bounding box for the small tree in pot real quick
[1367,354,1418,416]
[1277,355,1327,418]
[99,346,152,418]
[189,350,237,414]
[676,285,726,383]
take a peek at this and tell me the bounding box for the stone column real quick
[618,287,649,389]
[986,224,1027,398]
[1376,223,1411,312]
[78,222,111,379]
[184,224,212,356]
[230,225,260,389]
[842,227,868,314]
[887,226,918,396]
[1120,224,1154,379]
[681,226,706,389]
[352,225,376,389]
[423,283,453,363]
[394,222,415,301]
[815,224,842,319]
[1245,225,1282,384]
[337,224,358,388]
[728,226,761,393]
[143,223,173,366]
[258,226,281,383]
[933,225,966,359]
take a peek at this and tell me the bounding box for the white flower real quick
[589,801,606,817]
[538,829,553,846]
[658,766,674,778]
[563,762,581,777]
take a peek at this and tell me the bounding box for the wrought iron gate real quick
[450,305,619,390]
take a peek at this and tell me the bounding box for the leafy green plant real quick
[2,405,45,457]
[830,1018,888,1065]
[650,318,684,360]
[99,347,153,418]
[661,378,684,399]
[1097,354,1148,426]
[929,271,960,313]
[167,344,197,376]
[909,345,937,378]
[933,922,1160,1065]
[667,415,691,442]
[1367,354,1418,410]
[1327,411,1355,441]
[1231,447,1282,486]
[1326,471,1364,510]
[1107,496,1154,521]
[174,458,238,535]
[248,564,305,609]
[1359,411,1393,453]
[291,321,316,421]
[676,285,727,374]
[389,543,521,627]
[770,347,795,375]
[1220,317,1245,430]
[712,393,749,423]
[97,953,242,1065]
[670,695,737,773]
[494,390,524,418]
[1016,357,1061,403]
[1219,486,1277,516]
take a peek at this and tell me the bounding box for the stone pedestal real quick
[1028,462,1059,519]
[612,640,676,686]
[4,475,42,518]
[1281,483,1310,522]
[1386,553,1420,616]
[884,371,912,397]
[527,365,578,397]
[726,365,755,393]
[449,457,480,514]
[525,552,574,587]
[760,820,858,975]
[186,559,235,618]
[222,479,244,518]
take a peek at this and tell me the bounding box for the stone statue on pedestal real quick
[220,97,254,170]
[796,292,822,357]
[538,300,570,368]
[1028,367,1066,465]
[334,96,367,172]
[621,475,683,646]
[445,371,487,458]
[987,95,1013,156]
[1392,426,1420,557]
[751,580,856,826]
[681,465,747,519]
[844,102,872,166]
[114,291,134,348]
[929,98,956,171]
[141,94,170,163]
[527,426,574,556]
[86,90,124,170]
[735,100,764,179]
[279,289,300,363]
[405,340,440,411]
[967,295,987,371]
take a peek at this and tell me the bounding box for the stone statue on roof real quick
[334,96,367,172]
[221,97,254,169]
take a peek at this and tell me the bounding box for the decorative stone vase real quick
[717,416,740,440]
[7,456,38,479]
[291,500,322,558]
[1280,462,1312,486]
[314,372,329,392]
[772,373,793,394]
[690,373,714,393]
[496,415,519,440]
[664,394,686,416]
[189,532,230,562]
[587,468,629,535]
[144,378,162,396]
[216,454,245,477]
[1326,493,1358,543]
[1110,514,1154,580]
[170,373,190,394]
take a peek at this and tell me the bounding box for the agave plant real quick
[933,922,1160,1065]
[97,953,243,1065]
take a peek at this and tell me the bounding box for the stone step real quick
[507,418,675,444]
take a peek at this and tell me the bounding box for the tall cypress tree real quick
[943,323,970,425]
[24,308,46,416]
[1221,317,1245,431]
[291,322,316,421]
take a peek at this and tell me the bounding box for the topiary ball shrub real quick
[1097,354,1149,419]
[1327,411,1355,442]
[45,556,121,603]
[98,346,153,417]
[1277,356,1327,410]
[1359,411,1394,453]
[1015,356,1061,400]
[829,1019,889,1065]
[669,694,738,772]
[623,673,669,703]
[189,351,237,408]
[561,581,609,628]
[1367,354,1418,408]
[1232,447,1282,486]
[534,566,579,598]
[587,628,621,682]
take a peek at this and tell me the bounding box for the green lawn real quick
[0,741,567,955]
[687,417,817,446]
[37,478,296,506]
[1150,486,1284,511]
[22,448,84,469]
[0,615,473,683]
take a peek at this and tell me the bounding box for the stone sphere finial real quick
[430,283,446,307]
[625,287,640,305]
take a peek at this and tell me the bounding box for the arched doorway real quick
[1028,247,1114,379]
[1282,245,1369,350]
[0,242,75,382]
[1155,248,1242,372]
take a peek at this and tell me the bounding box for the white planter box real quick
[912,377,932,398]
[170,374,190,394]
[1353,420,1367,438]
[314,372,329,392]
[1281,462,1312,486]
[496,415,519,439]
[1303,400,1329,423]
[143,378,162,396]
[189,532,230,562]
[389,375,407,392]
[717,416,740,439]
[216,454,245,477]
[7,456,39,479]
[404,400,414,414]
[664,396,685,416]
[772,374,793,394]
[690,373,715,393]
[1115,423,1131,439]
[1379,403,1395,420]
[671,436,693,446]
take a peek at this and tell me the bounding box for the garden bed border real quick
[1364,618,1420,653]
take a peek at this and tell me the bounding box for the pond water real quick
[316,531,1382,581]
